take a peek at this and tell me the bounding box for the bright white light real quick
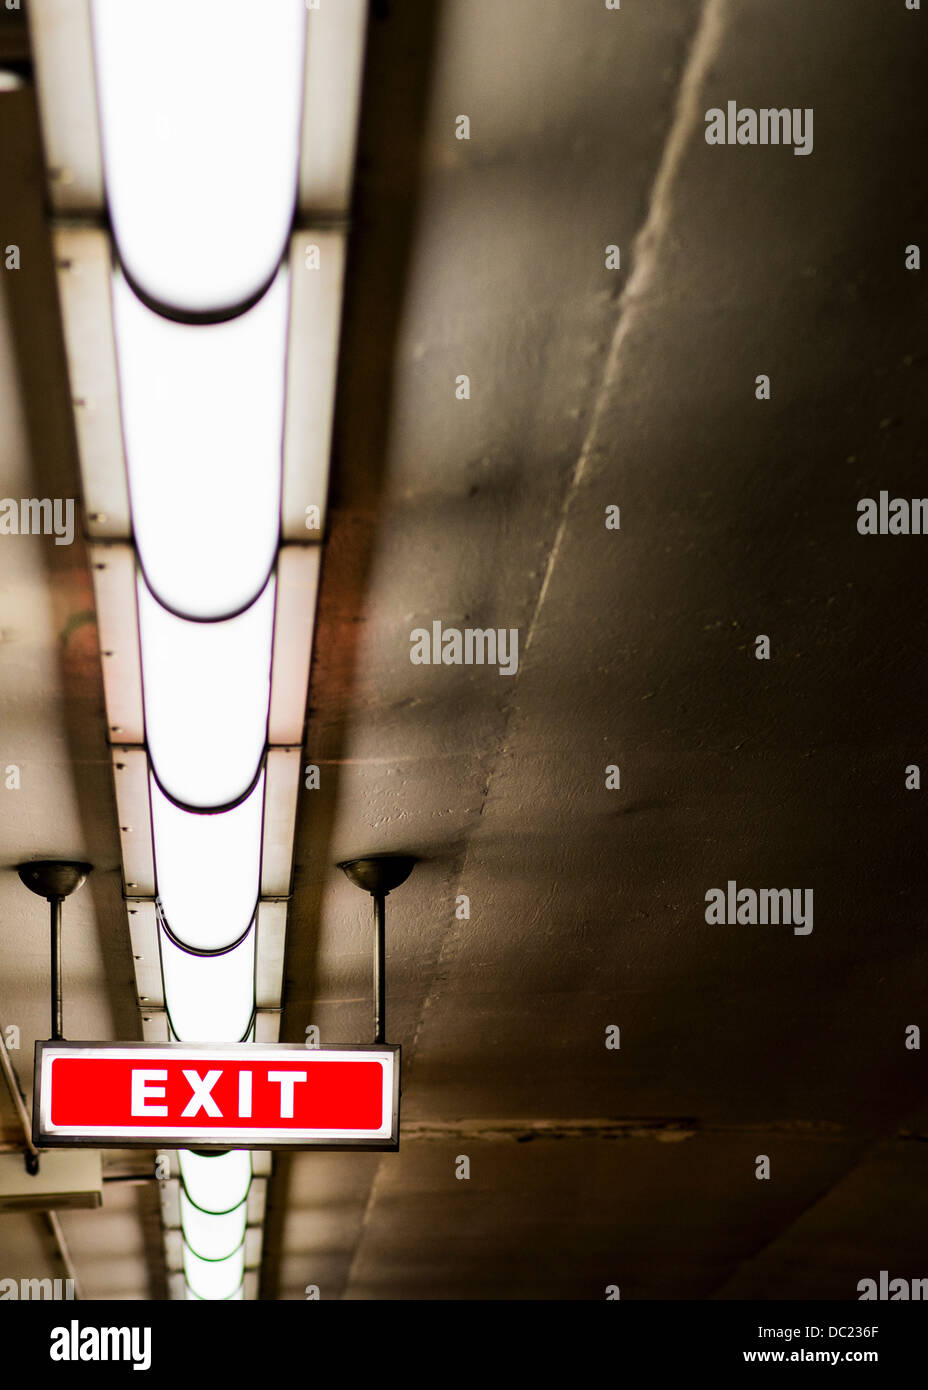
[181,1190,247,1261]
[186,1285,244,1300]
[139,576,274,810]
[161,925,255,1042]
[183,1242,244,1301]
[90,0,305,315]
[179,1150,251,1214]
[151,770,264,952]
[114,271,286,620]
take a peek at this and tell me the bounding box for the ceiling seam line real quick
[339,0,725,1302]
[705,1126,927,1299]
[523,0,723,659]
[704,1135,882,1300]
[398,0,728,1081]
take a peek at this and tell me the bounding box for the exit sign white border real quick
[33,1041,401,1151]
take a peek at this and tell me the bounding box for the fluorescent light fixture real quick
[268,545,322,741]
[31,0,367,1310]
[186,1285,244,1301]
[114,271,287,619]
[138,576,274,810]
[297,0,367,216]
[90,0,305,317]
[128,900,162,1008]
[111,747,155,896]
[260,749,303,898]
[180,1191,247,1262]
[183,1242,245,1301]
[158,1177,181,1230]
[254,1012,281,1044]
[91,543,144,740]
[166,1009,261,1052]
[151,770,264,952]
[53,229,130,537]
[141,1012,169,1043]
[29,0,105,213]
[179,1150,251,1215]
[255,902,287,1011]
[280,232,345,541]
[244,1228,263,1267]
[246,1179,267,1226]
[160,925,255,1043]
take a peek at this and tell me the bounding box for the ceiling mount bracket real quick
[16,861,92,1046]
[338,856,415,1044]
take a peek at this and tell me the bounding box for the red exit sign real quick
[34,1042,400,1150]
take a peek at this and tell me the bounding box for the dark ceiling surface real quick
[2,0,927,1300]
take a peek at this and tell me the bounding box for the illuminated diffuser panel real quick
[183,1242,245,1301]
[151,771,264,953]
[180,1191,248,1262]
[90,0,306,317]
[114,272,287,620]
[137,574,275,810]
[160,925,256,1044]
[180,1150,252,1214]
[187,1284,244,1302]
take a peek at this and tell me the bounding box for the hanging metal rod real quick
[16,860,92,1042]
[337,856,415,1044]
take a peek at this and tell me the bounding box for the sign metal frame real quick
[33,1040,401,1152]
